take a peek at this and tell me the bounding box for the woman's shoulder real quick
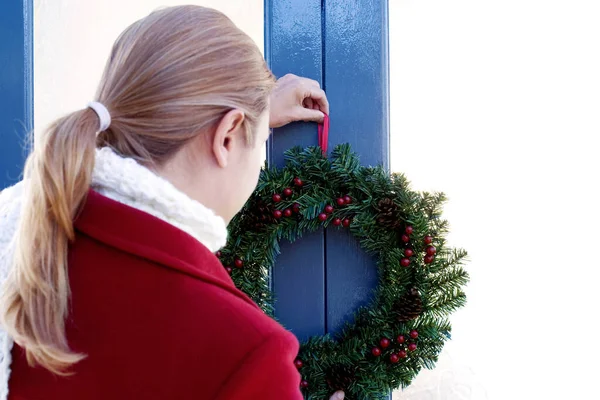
[69,222,296,352]
[64,233,299,398]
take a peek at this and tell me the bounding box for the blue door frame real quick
[266,1,390,396]
[0,0,33,190]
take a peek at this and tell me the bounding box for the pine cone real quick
[244,198,276,230]
[375,198,401,229]
[326,365,357,391]
[394,287,423,322]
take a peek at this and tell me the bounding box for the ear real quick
[212,109,246,169]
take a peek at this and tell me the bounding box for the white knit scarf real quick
[0,146,228,399]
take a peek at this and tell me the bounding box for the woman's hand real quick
[269,73,330,128]
[329,390,345,400]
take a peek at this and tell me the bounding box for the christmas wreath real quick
[219,135,469,399]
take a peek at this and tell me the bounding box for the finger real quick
[303,77,321,89]
[280,73,297,81]
[304,87,330,115]
[294,106,325,123]
[329,391,345,400]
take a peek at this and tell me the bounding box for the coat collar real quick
[75,189,256,307]
[91,147,228,253]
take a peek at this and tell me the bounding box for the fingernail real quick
[336,392,345,399]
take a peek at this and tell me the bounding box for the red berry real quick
[344,195,352,204]
[336,197,346,206]
[342,218,351,228]
[318,213,328,222]
[325,205,334,214]
[410,330,419,339]
[404,248,414,257]
[300,380,309,389]
[396,335,405,344]
[225,266,233,275]
[292,203,301,213]
[424,254,435,264]
[405,225,414,235]
[294,177,303,187]
[399,350,408,359]
[390,353,400,363]
[284,208,293,217]
[294,359,304,369]
[216,251,222,258]
[408,343,417,352]
[380,338,390,349]
[272,193,282,203]
[401,234,410,243]
[426,245,437,256]
[273,210,283,219]
[371,347,382,357]
[234,258,243,268]
[283,188,293,197]
[400,258,411,267]
[333,218,342,226]
[424,235,433,245]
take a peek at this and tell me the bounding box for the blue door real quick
[266,0,391,396]
[0,0,33,190]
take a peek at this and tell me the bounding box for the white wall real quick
[34,0,263,132]
[390,1,600,399]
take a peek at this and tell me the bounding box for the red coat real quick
[8,190,303,400]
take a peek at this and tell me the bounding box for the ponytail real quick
[0,108,99,374]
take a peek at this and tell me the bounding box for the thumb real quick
[294,106,325,123]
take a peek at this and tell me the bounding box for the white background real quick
[390,1,600,399]
[34,1,600,399]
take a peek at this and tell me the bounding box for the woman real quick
[0,6,344,400]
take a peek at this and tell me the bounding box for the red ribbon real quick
[318,114,330,156]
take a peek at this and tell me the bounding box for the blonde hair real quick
[0,5,275,374]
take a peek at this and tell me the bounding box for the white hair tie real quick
[87,101,111,133]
